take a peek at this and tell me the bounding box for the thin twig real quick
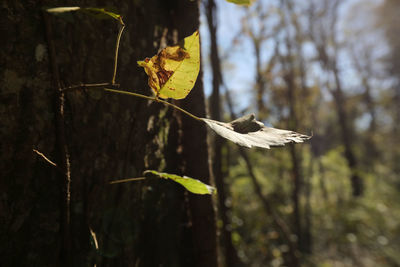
[63,86,203,122]
[62,17,125,92]
[104,88,203,121]
[89,227,99,250]
[112,18,125,84]
[61,82,118,92]
[89,227,99,267]
[33,149,57,167]
[109,177,146,184]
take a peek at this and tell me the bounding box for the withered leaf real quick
[202,114,311,149]
[138,31,200,100]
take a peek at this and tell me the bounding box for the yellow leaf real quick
[138,31,200,100]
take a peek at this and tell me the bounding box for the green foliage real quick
[228,145,400,266]
[144,170,216,195]
[138,31,200,99]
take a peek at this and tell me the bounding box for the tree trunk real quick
[0,0,217,266]
[205,0,242,266]
[177,2,219,265]
[280,29,305,255]
[331,66,363,196]
[308,0,363,197]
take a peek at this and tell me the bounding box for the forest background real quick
[1,0,400,266]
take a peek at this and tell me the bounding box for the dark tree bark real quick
[175,2,218,266]
[179,82,218,267]
[0,0,217,266]
[42,12,72,266]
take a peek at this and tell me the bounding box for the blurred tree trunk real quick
[255,39,267,117]
[279,42,305,256]
[288,3,313,253]
[381,0,400,131]
[278,0,309,254]
[309,0,363,197]
[205,0,242,266]
[225,89,299,267]
[331,65,363,196]
[0,0,217,266]
[379,0,400,176]
[242,2,270,119]
[350,49,379,167]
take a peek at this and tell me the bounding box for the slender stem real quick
[89,228,99,250]
[110,177,146,184]
[112,21,125,84]
[33,149,57,167]
[104,88,202,121]
[62,82,117,92]
[159,98,202,121]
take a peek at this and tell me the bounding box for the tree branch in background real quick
[307,0,363,197]
[224,84,299,267]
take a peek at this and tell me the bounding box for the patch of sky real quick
[200,0,390,120]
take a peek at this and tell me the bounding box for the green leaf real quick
[144,170,215,195]
[138,30,200,100]
[226,0,253,5]
[84,8,121,21]
[46,6,122,22]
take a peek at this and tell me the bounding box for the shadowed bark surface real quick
[0,1,217,266]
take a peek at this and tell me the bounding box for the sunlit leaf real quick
[46,6,121,22]
[226,0,253,6]
[144,170,215,195]
[84,7,121,21]
[138,31,200,100]
[202,114,311,149]
[46,7,81,13]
